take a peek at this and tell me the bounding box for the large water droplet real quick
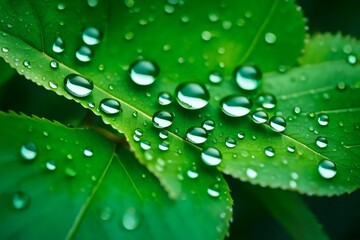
[83,148,94,157]
[255,94,277,109]
[269,116,286,132]
[100,98,121,114]
[152,110,174,128]
[64,74,93,98]
[52,37,64,53]
[12,191,30,210]
[347,54,357,65]
[225,137,236,148]
[202,119,215,131]
[129,60,159,86]
[317,113,329,126]
[316,136,328,148]
[220,95,252,117]
[186,127,208,144]
[76,46,93,62]
[251,110,268,124]
[201,147,222,166]
[264,146,275,157]
[158,92,172,105]
[122,207,141,231]
[175,83,210,110]
[20,142,38,161]
[140,140,151,150]
[235,65,262,91]
[82,27,102,45]
[318,159,337,179]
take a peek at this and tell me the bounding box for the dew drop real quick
[158,92,172,105]
[20,142,37,161]
[207,184,220,198]
[264,32,277,44]
[255,94,277,109]
[201,147,222,166]
[287,145,296,153]
[318,159,337,179]
[347,54,357,65]
[49,81,58,89]
[57,3,66,10]
[12,191,30,210]
[202,119,215,131]
[100,206,113,221]
[52,37,64,53]
[140,140,151,150]
[45,160,56,171]
[237,131,245,139]
[65,167,77,177]
[76,46,93,62]
[87,0,99,7]
[317,113,329,126]
[100,98,121,115]
[251,110,268,124]
[246,168,257,179]
[264,146,275,157]
[235,65,262,91]
[159,130,168,139]
[201,31,212,41]
[82,27,102,45]
[220,95,252,117]
[152,110,174,129]
[175,83,210,110]
[208,13,219,22]
[269,116,286,132]
[209,72,223,84]
[186,127,208,144]
[23,60,31,69]
[316,136,328,148]
[187,166,199,179]
[122,207,141,231]
[129,60,159,86]
[64,74,93,98]
[1,47,9,53]
[293,106,301,114]
[83,148,93,157]
[50,60,59,69]
[158,141,169,151]
[225,137,236,148]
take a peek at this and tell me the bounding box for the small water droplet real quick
[82,27,102,45]
[220,95,252,117]
[175,83,210,110]
[64,74,93,98]
[318,159,337,179]
[1,47,9,53]
[65,167,77,177]
[186,127,208,144]
[122,207,141,231]
[12,191,30,210]
[225,137,236,148]
[202,119,215,131]
[100,98,121,115]
[152,110,174,129]
[264,32,276,44]
[287,145,296,153]
[208,13,219,22]
[347,54,357,65]
[129,60,159,86]
[23,60,31,69]
[255,94,277,109]
[158,141,170,151]
[316,136,328,148]
[201,31,212,41]
[83,148,93,157]
[269,116,286,132]
[52,37,64,53]
[246,168,257,179]
[201,147,222,166]
[164,4,175,14]
[158,92,172,105]
[251,110,268,124]
[235,65,262,91]
[20,142,37,161]
[318,113,329,126]
[207,184,220,197]
[100,206,112,221]
[293,106,301,114]
[209,72,223,84]
[76,46,93,62]
[264,146,275,157]
[187,166,199,179]
[140,140,151,150]
[50,60,59,69]
[45,160,56,171]
[237,131,245,139]
[57,3,66,10]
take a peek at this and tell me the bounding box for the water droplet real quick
[100,98,121,115]
[158,141,170,151]
[82,27,102,45]
[76,46,93,62]
[186,127,208,144]
[287,145,296,153]
[187,166,199,179]
[64,74,93,98]
[246,168,257,179]
[220,95,252,117]
[100,206,112,221]
[52,37,64,53]
[122,207,141,231]
[140,140,151,150]
[209,72,223,84]
[317,113,329,126]
[237,131,245,139]
[87,0,99,7]
[159,130,168,140]
[347,54,357,65]
[65,167,77,177]
[50,60,59,69]
[201,147,222,166]
[201,31,212,41]
[225,137,236,148]
[202,119,215,131]
[251,110,268,124]
[83,148,93,157]
[57,3,66,10]
[207,184,220,197]
[293,106,301,114]
[208,13,219,22]
[316,136,328,148]
[1,47,9,53]
[158,92,172,105]
[264,32,276,44]
[20,142,37,161]
[318,159,337,179]
[255,94,277,109]
[264,146,275,157]
[175,83,210,110]
[12,191,30,210]
[235,65,262,91]
[269,116,286,132]
[45,160,56,171]
[152,110,174,129]
[129,60,159,86]
[23,60,31,69]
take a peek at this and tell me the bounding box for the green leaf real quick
[0,111,232,239]
[0,57,15,86]
[0,0,305,198]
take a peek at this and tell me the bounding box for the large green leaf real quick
[0,111,232,239]
[0,0,305,198]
